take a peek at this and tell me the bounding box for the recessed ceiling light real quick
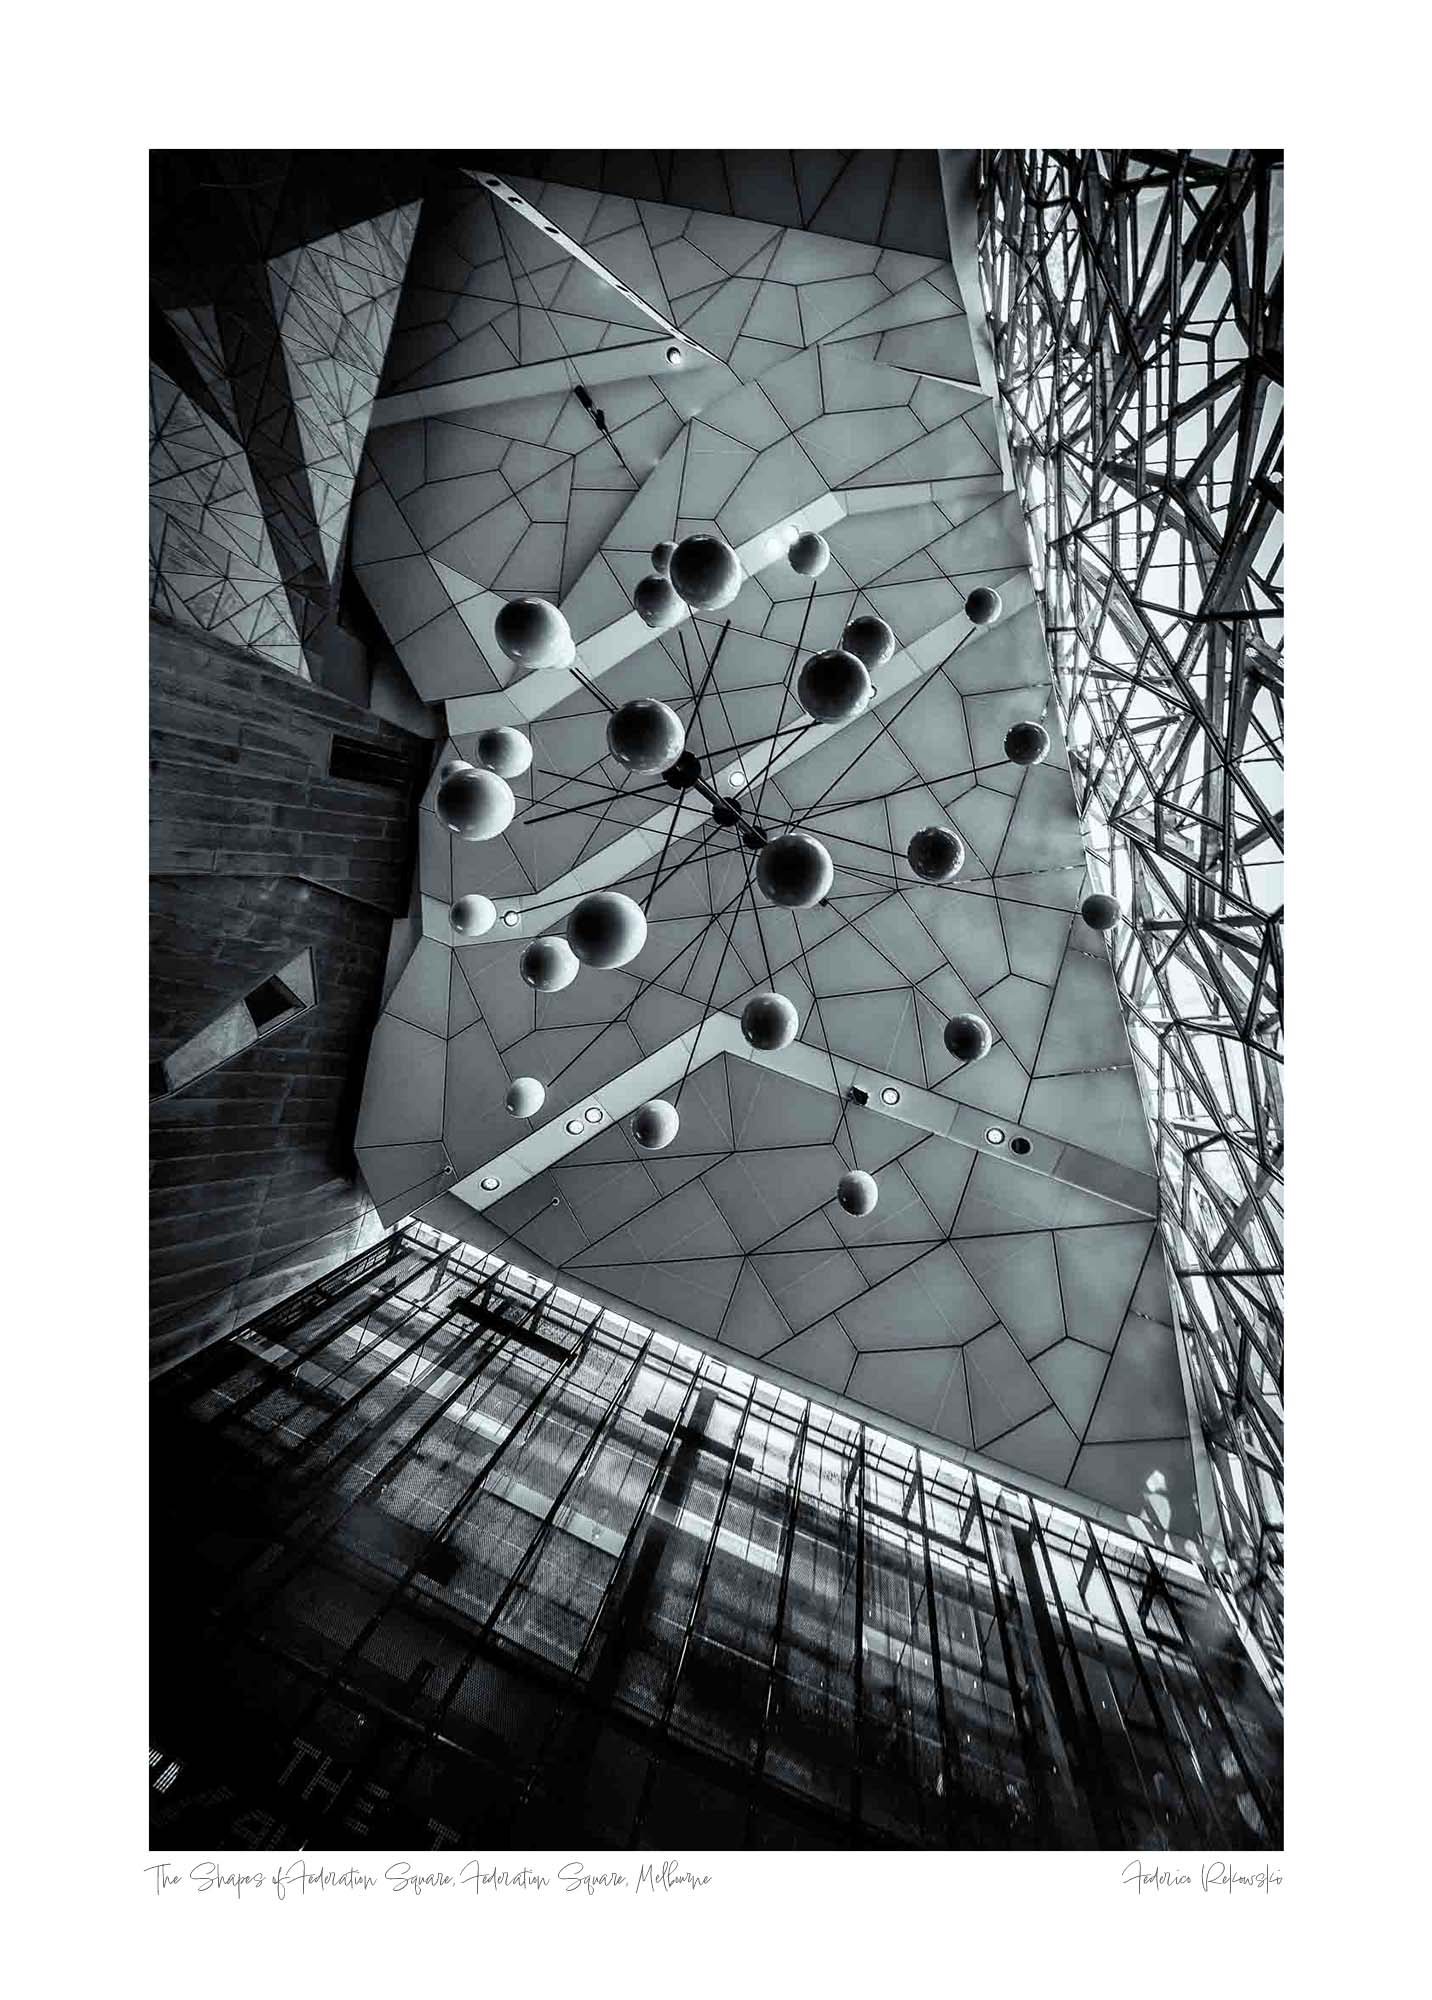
[727,769,746,792]
[584,1106,603,1123]
[502,910,519,926]
[566,1118,584,1135]
[1010,1135,1032,1156]
[480,1175,500,1191]
[985,1126,1006,1144]
[666,344,684,366]
[881,1086,901,1105]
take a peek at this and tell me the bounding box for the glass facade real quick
[151,1223,1281,1851]
[977,151,1284,1688]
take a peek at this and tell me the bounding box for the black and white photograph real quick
[12,11,1418,1992]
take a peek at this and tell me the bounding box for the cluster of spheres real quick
[447,568,1126,1226]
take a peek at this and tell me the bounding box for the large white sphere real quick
[943,1013,992,1063]
[1004,721,1051,766]
[669,534,743,611]
[651,540,676,577]
[965,585,1003,626]
[519,936,579,991]
[755,831,834,909]
[494,596,573,670]
[907,825,966,883]
[631,1098,680,1151]
[566,891,648,969]
[633,574,684,630]
[741,991,799,1050]
[436,767,515,841]
[450,893,497,938]
[506,1075,545,1117]
[788,530,831,578]
[476,725,532,779]
[837,1170,879,1217]
[797,648,872,725]
[607,698,686,773]
[841,613,896,671]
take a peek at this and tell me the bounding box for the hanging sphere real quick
[494,596,573,670]
[475,725,532,779]
[607,698,686,773]
[965,586,1003,626]
[651,540,676,576]
[436,766,515,841]
[566,891,648,969]
[449,893,497,938]
[669,533,743,610]
[1004,721,1051,766]
[755,831,835,909]
[797,648,872,725]
[841,613,896,671]
[943,1013,993,1063]
[907,825,966,884]
[632,1098,680,1151]
[439,754,475,782]
[519,936,579,992]
[788,530,831,577]
[837,1170,879,1217]
[633,574,683,630]
[741,991,800,1051]
[1081,892,1121,933]
[505,1075,545,1118]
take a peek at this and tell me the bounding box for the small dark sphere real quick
[755,831,834,908]
[633,574,683,630]
[519,936,579,992]
[965,585,1003,626]
[837,1170,879,1217]
[662,749,703,790]
[607,698,685,773]
[1081,892,1121,933]
[1004,721,1051,766]
[669,533,742,610]
[797,648,872,725]
[907,824,966,883]
[943,1013,993,1063]
[741,825,769,851]
[436,766,515,840]
[651,540,676,576]
[741,991,799,1050]
[566,891,648,970]
[494,595,571,669]
[841,613,896,671]
[788,530,831,577]
[631,1098,680,1150]
[711,800,741,828]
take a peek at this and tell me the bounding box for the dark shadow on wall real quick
[149,615,434,1376]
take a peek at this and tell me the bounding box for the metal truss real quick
[977,151,1284,1689]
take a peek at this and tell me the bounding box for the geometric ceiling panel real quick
[353,157,1203,1549]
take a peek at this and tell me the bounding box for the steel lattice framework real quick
[977,150,1284,1687]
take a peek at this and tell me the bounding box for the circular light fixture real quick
[944,1014,993,1063]
[480,1176,501,1191]
[633,575,683,630]
[519,936,580,991]
[741,991,799,1050]
[565,1118,584,1135]
[727,768,747,793]
[584,1106,603,1124]
[986,1126,1007,1145]
[506,1076,545,1117]
[1010,1135,1032,1156]
[632,1098,680,1150]
[665,343,684,366]
[788,530,831,578]
[880,1086,901,1105]
[836,1170,879,1217]
[1004,721,1051,767]
[476,725,533,779]
[502,909,520,926]
[841,613,896,671]
[906,825,966,884]
[607,698,685,772]
[965,586,1004,626]
[1080,892,1121,933]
